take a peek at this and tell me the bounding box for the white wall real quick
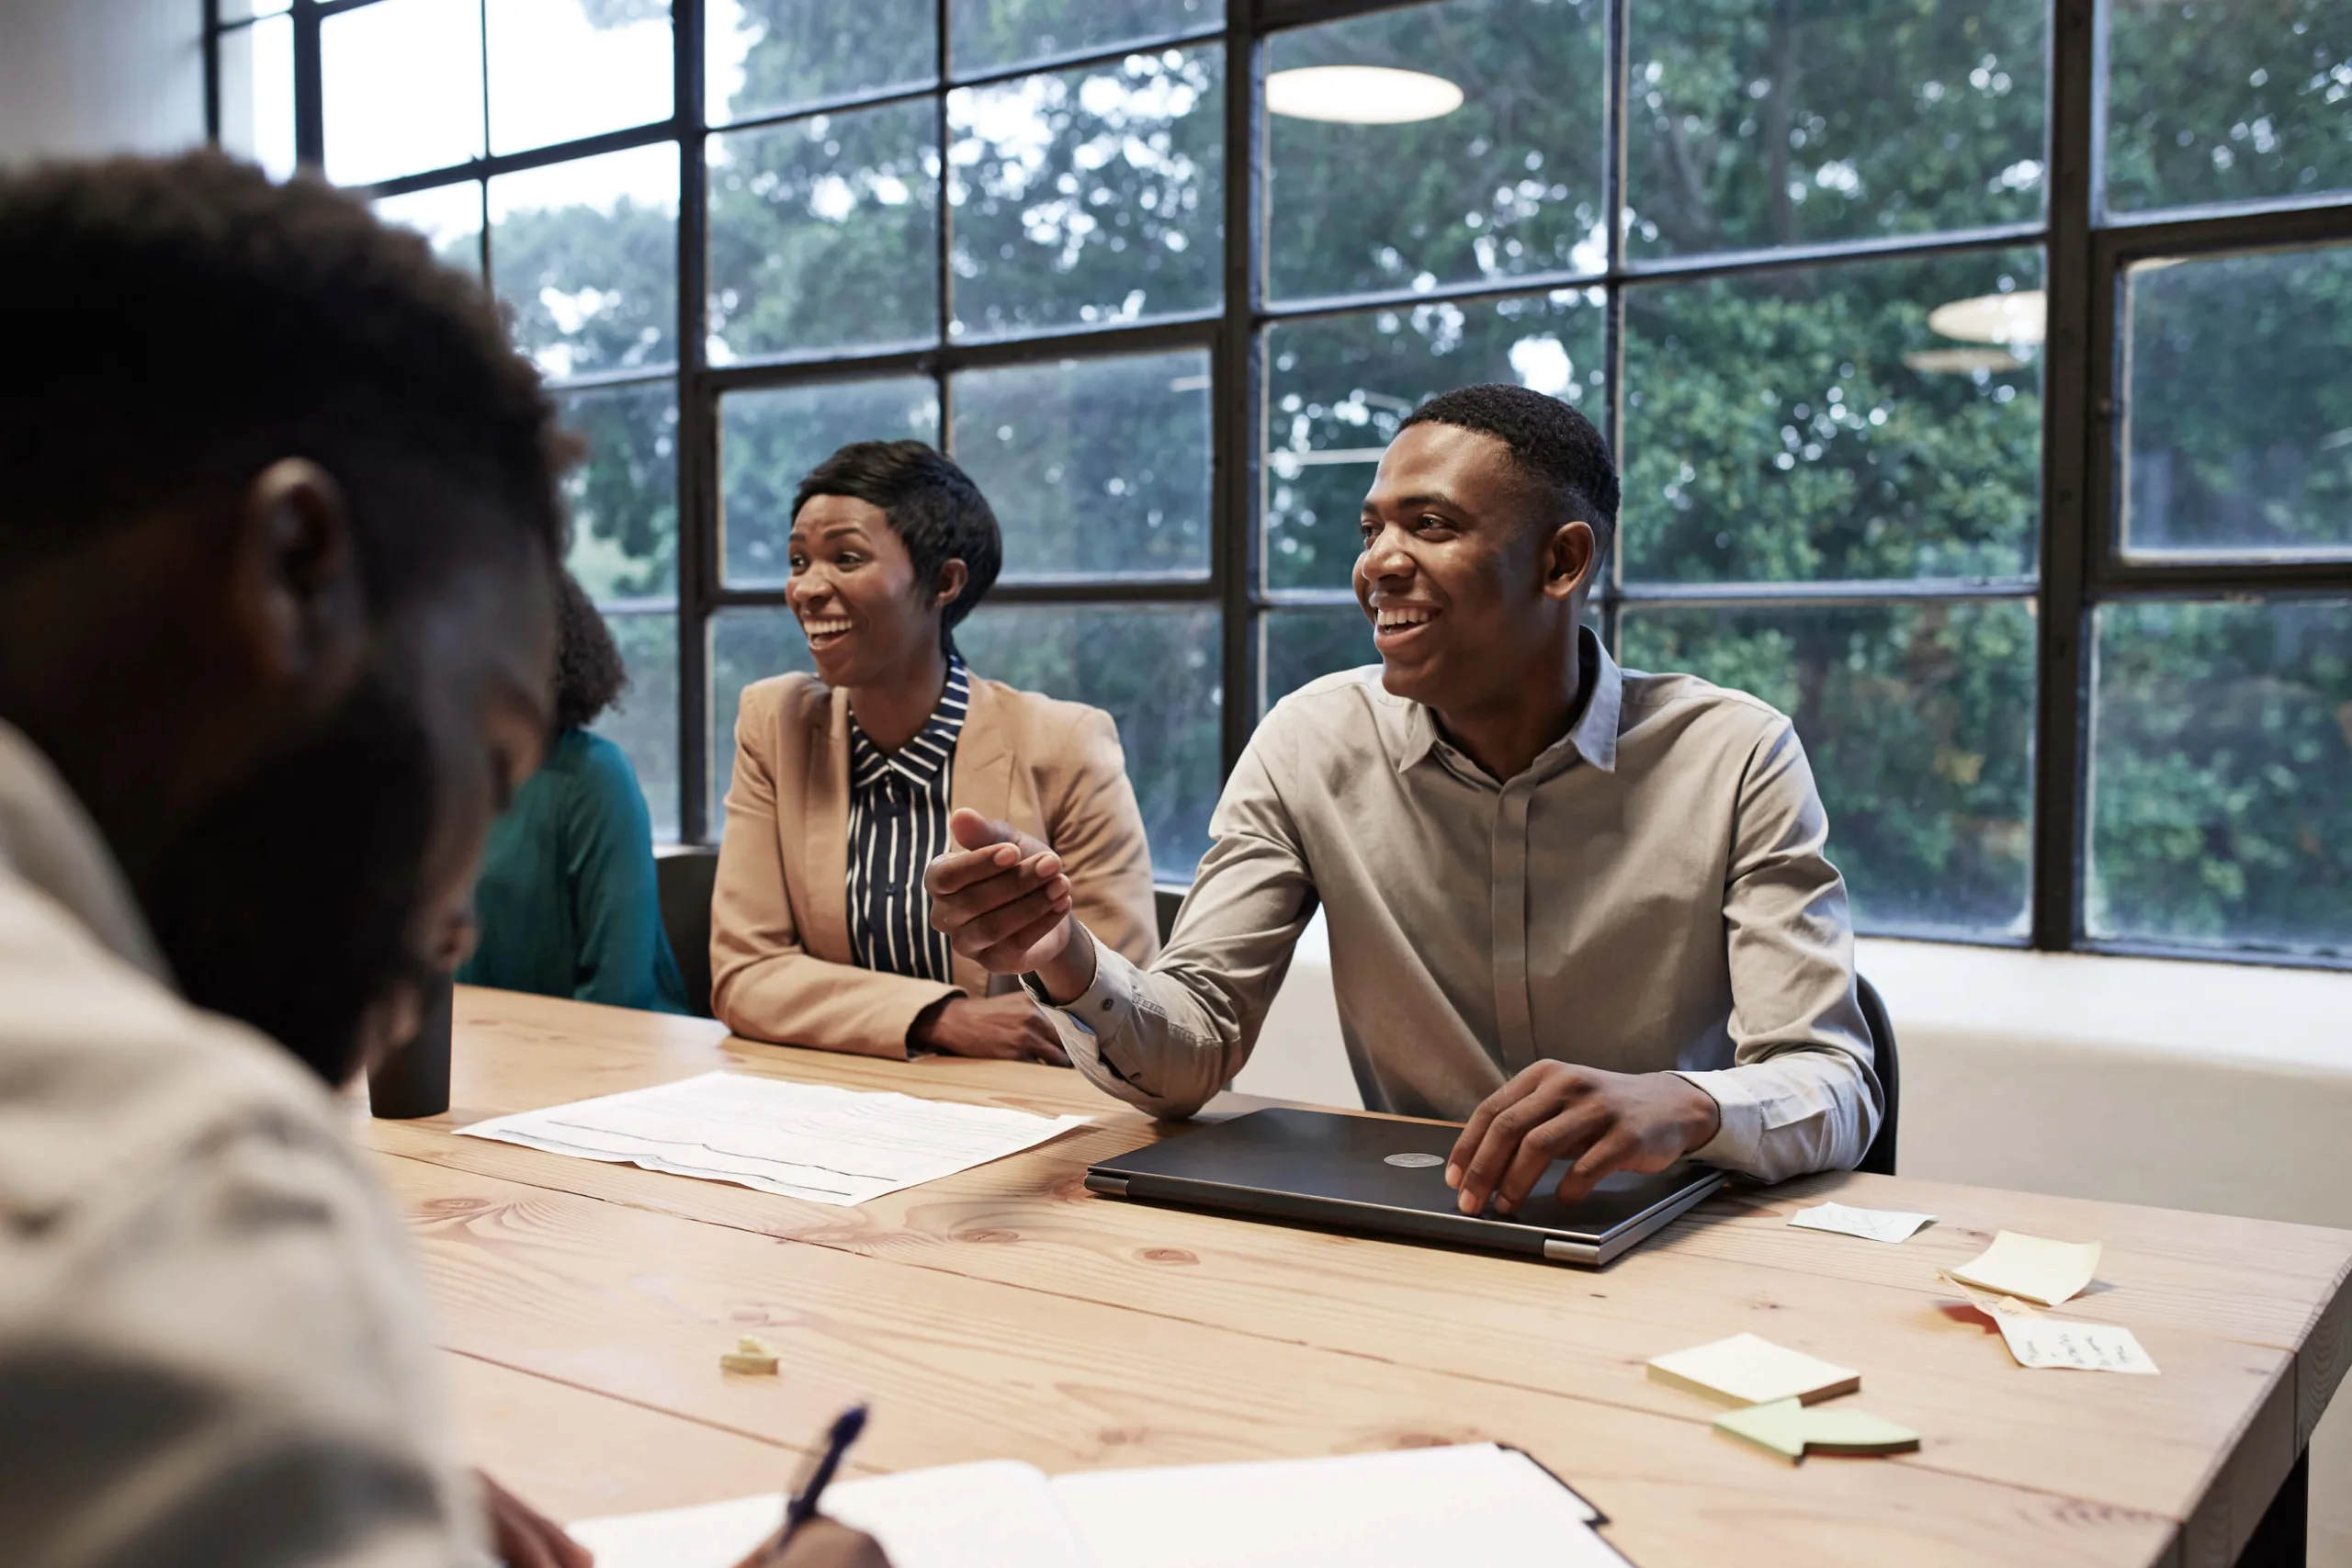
[0,0,207,164]
[1230,918,2352,1564]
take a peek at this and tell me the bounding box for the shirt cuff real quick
[1020,930,1119,1017]
[1671,1068,1764,1177]
[1021,932,1144,1089]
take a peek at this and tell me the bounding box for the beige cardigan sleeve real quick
[708,680,959,1059]
[1048,705,1161,969]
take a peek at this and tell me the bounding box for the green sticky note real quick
[1714,1398,1812,1461]
[1714,1398,1920,1464]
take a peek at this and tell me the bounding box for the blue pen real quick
[765,1404,869,1562]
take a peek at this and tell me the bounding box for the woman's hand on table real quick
[910,992,1069,1066]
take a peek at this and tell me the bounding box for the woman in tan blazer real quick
[711,440,1159,1062]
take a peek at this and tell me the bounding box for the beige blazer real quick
[711,671,1160,1058]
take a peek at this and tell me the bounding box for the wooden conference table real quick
[357,987,2350,1568]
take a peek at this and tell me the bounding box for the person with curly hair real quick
[457,570,688,1013]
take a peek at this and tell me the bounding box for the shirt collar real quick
[1393,625,1622,780]
[0,717,175,987]
[850,656,970,790]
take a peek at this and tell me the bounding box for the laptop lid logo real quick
[1384,1153,1444,1168]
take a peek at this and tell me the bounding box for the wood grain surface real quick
[361,988,2352,1568]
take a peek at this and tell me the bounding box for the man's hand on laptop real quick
[924,809,1100,1002]
[1444,1063,1722,1214]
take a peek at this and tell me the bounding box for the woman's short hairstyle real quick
[792,441,1003,651]
[552,570,629,732]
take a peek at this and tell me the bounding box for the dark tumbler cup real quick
[368,971,454,1119]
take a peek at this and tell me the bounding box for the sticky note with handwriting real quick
[1788,1201,1936,1245]
[1978,1299,2159,1374]
[1943,1230,2101,1306]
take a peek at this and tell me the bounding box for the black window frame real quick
[204,0,2352,968]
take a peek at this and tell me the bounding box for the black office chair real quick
[655,846,721,1019]
[1855,973,1901,1176]
[1153,884,1186,947]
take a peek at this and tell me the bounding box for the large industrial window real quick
[207,0,2352,964]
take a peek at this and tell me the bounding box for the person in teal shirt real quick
[458,572,688,1013]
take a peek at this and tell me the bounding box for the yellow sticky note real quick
[1647,1333,1860,1406]
[719,1334,780,1375]
[1715,1398,1920,1463]
[1944,1231,2102,1307]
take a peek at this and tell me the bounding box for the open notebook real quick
[568,1443,1634,1568]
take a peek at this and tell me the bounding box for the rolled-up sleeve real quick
[1674,719,1882,1182]
[1026,734,1319,1119]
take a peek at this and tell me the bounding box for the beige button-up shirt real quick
[0,720,484,1567]
[1039,632,1883,1183]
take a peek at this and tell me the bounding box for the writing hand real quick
[479,1471,593,1568]
[730,1518,892,1568]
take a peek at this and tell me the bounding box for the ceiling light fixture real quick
[1925,289,2047,347]
[1263,65,1464,125]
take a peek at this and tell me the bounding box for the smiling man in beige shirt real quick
[925,383,1881,1213]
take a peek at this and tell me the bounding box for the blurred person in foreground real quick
[0,152,881,1568]
[924,385,1880,1210]
[710,440,1157,1065]
[458,570,689,1014]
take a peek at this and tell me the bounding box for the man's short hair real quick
[793,441,1002,643]
[1398,383,1621,562]
[0,152,569,598]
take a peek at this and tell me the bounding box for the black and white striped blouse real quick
[844,657,970,983]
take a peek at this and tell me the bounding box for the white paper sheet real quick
[825,1461,1094,1568]
[1787,1200,1937,1245]
[455,1071,1091,1206]
[1051,1444,1631,1568]
[567,1445,1630,1568]
[567,1492,782,1567]
[567,1471,1095,1568]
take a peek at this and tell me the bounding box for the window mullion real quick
[1216,8,1263,758]
[676,0,712,842]
[2031,0,2100,953]
[291,0,323,173]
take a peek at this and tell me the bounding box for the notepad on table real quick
[567,1444,1634,1568]
[1646,1333,1860,1406]
[455,1071,1091,1206]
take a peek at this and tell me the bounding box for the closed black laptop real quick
[1085,1107,1725,1267]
